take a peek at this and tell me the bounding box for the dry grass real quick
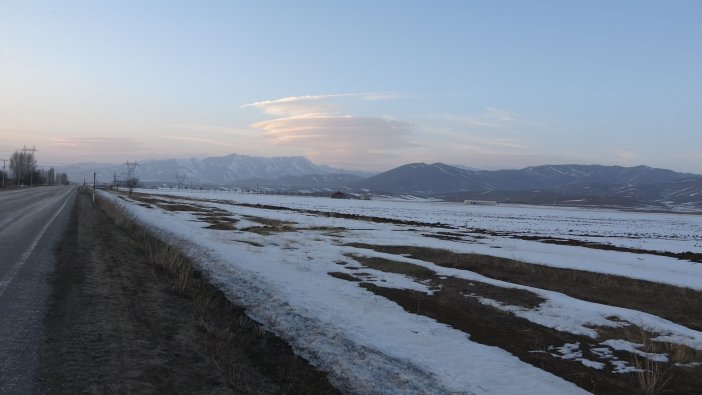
[347,254,545,309]
[621,326,673,395]
[242,215,296,227]
[96,194,339,394]
[593,324,702,394]
[241,225,297,235]
[347,243,702,332]
[333,252,702,394]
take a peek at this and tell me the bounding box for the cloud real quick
[243,94,416,169]
[51,137,141,150]
[360,92,408,101]
[242,94,357,116]
[242,92,404,117]
[485,107,517,122]
[43,137,149,163]
[251,114,416,168]
[159,135,238,148]
[170,124,257,136]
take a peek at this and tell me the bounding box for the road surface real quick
[0,186,75,393]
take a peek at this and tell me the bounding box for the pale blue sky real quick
[1,1,700,172]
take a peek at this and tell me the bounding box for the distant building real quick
[464,200,497,206]
[331,191,347,199]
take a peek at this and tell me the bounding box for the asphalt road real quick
[0,186,76,394]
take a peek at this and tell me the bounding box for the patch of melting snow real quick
[579,359,606,369]
[590,347,614,359]
[343,266,438,296]
[548,342,650,373]
[551,342,582,360]
[548,342,605,370]
[611,360,641,374]
[601,339,669,363]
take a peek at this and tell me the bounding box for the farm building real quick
[464,200,497,206]
[331,191,347,199]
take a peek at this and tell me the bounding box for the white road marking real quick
[0,190,73,299]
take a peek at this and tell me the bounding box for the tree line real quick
[0,150,69,187]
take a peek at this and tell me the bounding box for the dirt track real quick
[37,192,337,394]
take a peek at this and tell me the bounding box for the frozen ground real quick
[154,189,702,254]
[100,189,702,394]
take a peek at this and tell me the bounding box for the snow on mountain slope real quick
[56,153,370,185]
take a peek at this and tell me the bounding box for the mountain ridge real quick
[55,153,373,185]
[354,162,702,209]
[53,155,702,209]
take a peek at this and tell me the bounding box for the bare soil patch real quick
[198,214,239,230]
[242,215,296,227]
[348,243,702,332]
[516,235,702,264]
[38,192,338,394]
[348,255,544,309]
[333,254,702,394]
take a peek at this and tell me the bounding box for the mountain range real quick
[55,154,702,210]
[56,153,371,186]
[354,163,702,209]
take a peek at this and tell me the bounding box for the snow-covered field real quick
[154,189,702,253]
[101,189,702,394]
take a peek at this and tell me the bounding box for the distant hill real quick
[232,173,363,192]
[353,163,480,195]
[56,153,372,186]
[56,156,702,209]
[353,163,702,209]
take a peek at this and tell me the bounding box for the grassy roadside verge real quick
[95,191,339,394]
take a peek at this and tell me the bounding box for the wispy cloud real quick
[243,94,416,169]
[159,135,239,148]
[242,94,354,116]
[170,124,257,135]
[51,137,140,149]
[485,107,517,122]
[242,92,405,116]
[253,114,414,147]
[44,137,148,162]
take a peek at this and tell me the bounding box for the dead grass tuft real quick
[623,326,673,395]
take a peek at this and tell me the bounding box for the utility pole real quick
[175,172,186,189]
[21,145,38,186]
[0,159,6,187]
[124,160,139,194]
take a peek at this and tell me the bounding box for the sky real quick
[0,1,700,173]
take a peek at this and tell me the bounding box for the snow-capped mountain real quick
[56,153,371,185]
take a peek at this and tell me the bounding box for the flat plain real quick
[105,189,702,394]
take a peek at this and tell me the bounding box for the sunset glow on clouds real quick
[241,94,416,169]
